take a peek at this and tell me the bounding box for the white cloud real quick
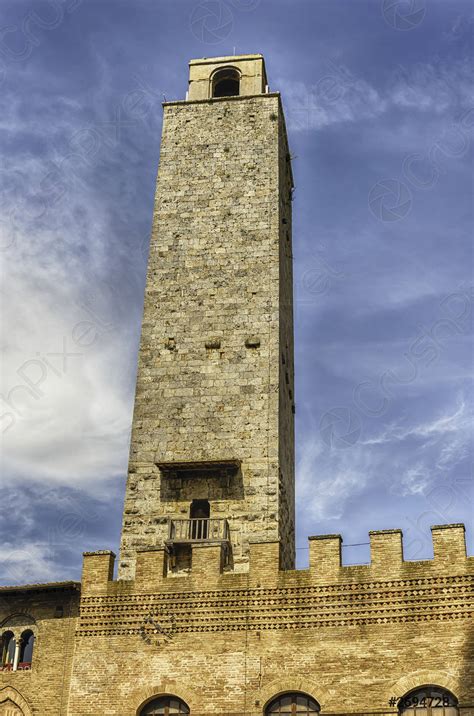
[398,465,431,497]
[0,261,133,493]
[361,396,469,445]
[296,396,472,524]
[297,429,375,521]
[0,56,153,498]
[280,74,387,132]
[391,58,474,113]
[0,144,138,499]
[279,58,474,132]
[0,543,59,586]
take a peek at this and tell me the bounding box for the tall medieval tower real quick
[1,52,472,716]
[119,54,295,579]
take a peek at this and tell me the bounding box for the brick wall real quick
[67,525,474,716]
[0,586,79,715]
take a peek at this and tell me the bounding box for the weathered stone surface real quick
[119,54,295,579]
[0,54,472,716]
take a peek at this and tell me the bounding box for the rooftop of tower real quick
[186,53,269,101]
[189,53,264,64]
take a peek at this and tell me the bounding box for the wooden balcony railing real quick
[168,518,230,543]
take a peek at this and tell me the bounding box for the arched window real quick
[1,631,16,668]
[140,696,190,716]
[212,68,240,98]
[266,693,320,716]
[398,686,459,716]
[19,630,35,667]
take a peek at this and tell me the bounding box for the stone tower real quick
[119,54,295,579]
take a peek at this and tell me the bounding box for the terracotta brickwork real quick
[1,527,472,715]
[0,585,79,716]
[0,55,472,716]
[67,525,473,715]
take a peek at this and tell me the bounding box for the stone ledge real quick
[163,92,281,108]
[189,54,264,66]
[369,529,403,535]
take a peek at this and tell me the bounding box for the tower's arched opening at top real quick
[211,67,240,97]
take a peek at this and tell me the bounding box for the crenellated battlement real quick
[76,523,473,642]
[81,523,472,599]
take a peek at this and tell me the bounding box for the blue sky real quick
[0,0,472,584]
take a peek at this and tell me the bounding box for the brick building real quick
[1,54,472,716]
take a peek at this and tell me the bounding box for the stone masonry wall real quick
[278,108,295,570]
[68,525,474,716]
[119,93,295,579]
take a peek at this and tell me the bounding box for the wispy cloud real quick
[0,543,59,586]
[297,396,472,525]
[0,39,161,498]
[1,0,472,583]
[361,397,469,445]
[281,57,474,132]
[390,58,473,113]
[280,73,387,131]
